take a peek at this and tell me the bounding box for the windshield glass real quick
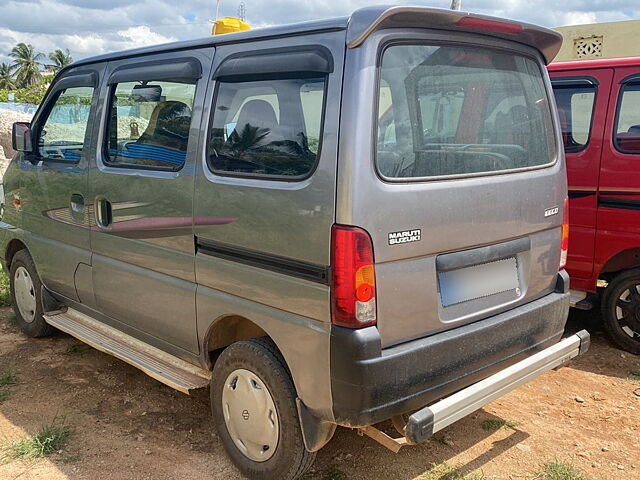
[376,44,555,179]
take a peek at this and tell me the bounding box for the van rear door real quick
[338,24,566,347]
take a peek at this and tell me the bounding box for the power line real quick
[1,21,212,33]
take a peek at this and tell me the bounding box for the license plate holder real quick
[438,257,520,307]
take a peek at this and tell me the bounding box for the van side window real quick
[104,80,196,170]
[208,77,326,178]
[552,82,596,152]
[615,82,640,154]
[37,86,95,162]
[376,45,555,179]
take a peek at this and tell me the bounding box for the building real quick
[553,19,640,62]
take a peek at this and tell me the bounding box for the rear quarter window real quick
[208,76,326,179]
[615,82,640,154]
[376,44,556,180]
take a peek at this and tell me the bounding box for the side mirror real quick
[12,122,33,153]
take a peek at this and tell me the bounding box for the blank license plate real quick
[439,257,519,307]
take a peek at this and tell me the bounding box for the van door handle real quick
[95,198,113,228]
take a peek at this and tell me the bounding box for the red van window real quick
[615,82,640,154]
[551,82,596,153]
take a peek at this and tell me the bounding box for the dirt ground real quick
[0,306,639,480]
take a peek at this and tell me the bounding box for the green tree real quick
[9,43,45,87]
[48,48,73,72]
[0,62,16,89]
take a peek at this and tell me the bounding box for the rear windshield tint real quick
[376,44,556,179]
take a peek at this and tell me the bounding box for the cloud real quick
[0,0,638,65]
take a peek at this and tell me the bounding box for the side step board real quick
[44,308,211,394]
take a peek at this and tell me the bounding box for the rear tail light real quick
[331,224,377,328]
[559,197,569,270]
[456,16,524,34]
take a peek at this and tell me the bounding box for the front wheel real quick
[210,338,316,479]
[601,269,640,355]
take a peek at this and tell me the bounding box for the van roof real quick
[549,56,640,71]
[66,6,561,72]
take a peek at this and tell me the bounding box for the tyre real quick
[9,249,55,338]
[601,269,640,355]
[210,338,315,480]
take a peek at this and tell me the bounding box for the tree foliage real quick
[0,42,73,104]
[0,63,16,90]
[48,48,73,72]
[9,42,45,86]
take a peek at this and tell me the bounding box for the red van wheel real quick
[601,270,640,355]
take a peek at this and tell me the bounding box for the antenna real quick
[215,0,221,20]
[238,1,246,21]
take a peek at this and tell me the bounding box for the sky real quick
[0,0,639,66]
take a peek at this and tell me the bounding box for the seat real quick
[230,99,279,147]
[617,125,640,152]
[138,101,192,151]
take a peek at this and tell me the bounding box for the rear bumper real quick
[330,275,572,426]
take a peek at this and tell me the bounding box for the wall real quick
[553,19,640,62]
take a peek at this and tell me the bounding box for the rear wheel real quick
[9,249,55,338]
[601,269,640,355]
[210,338,315,479]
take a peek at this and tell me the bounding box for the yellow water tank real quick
[212,17,251,35]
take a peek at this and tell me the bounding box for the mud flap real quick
[296,398,337,453]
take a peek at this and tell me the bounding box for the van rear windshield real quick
[376,44,555,179]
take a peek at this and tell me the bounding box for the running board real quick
[44,308,211,394]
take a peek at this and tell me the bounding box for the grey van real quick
[1,6,589,479]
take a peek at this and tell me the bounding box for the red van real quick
[549,57,640,354]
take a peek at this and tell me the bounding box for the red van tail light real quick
[331,224,377,328]
[560,197,569,270]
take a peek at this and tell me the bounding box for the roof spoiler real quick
[346,6,563,64]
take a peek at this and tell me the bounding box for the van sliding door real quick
[88,51,213,356]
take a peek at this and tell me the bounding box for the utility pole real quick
[238,1,246,21]
[450,0,461,10]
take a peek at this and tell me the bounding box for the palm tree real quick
[9,43,45,87]
[0,63,16,90]
[48,48,73,72]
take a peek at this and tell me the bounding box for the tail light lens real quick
[560,197,569,270]
[331,224,377,328]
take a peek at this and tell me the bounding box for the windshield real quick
[376,44,556,179]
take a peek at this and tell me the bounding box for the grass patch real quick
[5,420,72,459]
[304,465,346,480]
[628,370,640,382]
[536,460,590,480]
[65,344,91,355]
[481,419,522,431]
[0,266,11,307]
[0,391,9,403]
[420,463,486,480]
[0,371,17,387]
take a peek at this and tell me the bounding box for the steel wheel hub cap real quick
[221,368,279,462]
[14,266,36,323]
